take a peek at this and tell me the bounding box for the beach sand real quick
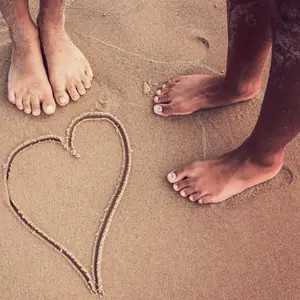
[0,0,300,299]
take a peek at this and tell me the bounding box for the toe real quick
[67,84,80,101]
[15,94,24,110]
[156,88,170,96]
[173,179,190,191]
[198,194,214,204]
[167,166,190,183]
[154,95,170,104]
[75,81,86,96]
[23,95,31,114]
[189,193,201,202]
[56,92,69,106]
[153,103,174,116]
[42,94,56,115]
[81,74,92,89]
[180,187,194,198]
[51,81,69,106]
[8,90,16,104]
[31,96,41,116]
[85,63,93,81]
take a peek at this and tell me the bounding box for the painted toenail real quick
[46,105,55,114]
[154,105,162,114]
[198,199,203,204]
[173,184,179,191]
[189,196,194,201]
[180,190,186,197]
[59,97,68,104]
[156,90,161,95]
[167,172,176,183]
[162,84,166,88]
[154,96,159,103]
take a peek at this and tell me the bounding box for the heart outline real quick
[4,112,132,295]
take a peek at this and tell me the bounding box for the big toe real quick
[153,103,175,117]
[167,166,190,183]
[42,94,56,115]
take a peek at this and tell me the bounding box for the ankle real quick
[237,141,285,168]
[222,77,261,100]
[37,11,65,33]
[10,23,39,51]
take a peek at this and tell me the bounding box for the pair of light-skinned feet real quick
[8,19,282,205]
[8,14,93,116]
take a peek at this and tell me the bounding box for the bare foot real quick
[38,16,93,106]
[8,26,56,116]
[167,146,284,204]
[153,75,260,117]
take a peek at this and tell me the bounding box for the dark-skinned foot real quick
[153,75,260,116]
[167,146,284,204]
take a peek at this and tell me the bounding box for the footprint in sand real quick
[5,112,131,295]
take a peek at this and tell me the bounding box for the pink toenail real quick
[173,184,179,191]
[154,105,162,114]
[180,190,186,197]
[198,199,203,204]
[154,96,159,103]
[162,84,166,88]
[168,172,176,183]
[157,90,161,95]
[189,196,194,201]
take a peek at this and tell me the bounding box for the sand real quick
[0,0,300,299]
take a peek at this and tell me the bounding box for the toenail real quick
[162,84,166,88]
[167,172,176,183]
[154,105,162,114]
[173,184,179,191]
[24,109,31,114]
[189,195,194,201]
[154,96,159,103]
[59,97,68,104]
[180,190,186,197]
[32,111,40,116]
[157,90,161,95]
[198,199,203,204]
[46,105,55,114]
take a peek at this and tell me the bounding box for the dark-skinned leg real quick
[0,0,56,116]
[153,0,271,116]
[37,0,93,107]
[167,0,300,204]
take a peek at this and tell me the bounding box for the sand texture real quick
[0,0,300,299]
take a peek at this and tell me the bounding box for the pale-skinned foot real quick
[167,145,284,204]
[153,75,260,116]
[8,25,56,116]
[37,14,93,106]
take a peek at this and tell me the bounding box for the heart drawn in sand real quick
[4,112,131,296]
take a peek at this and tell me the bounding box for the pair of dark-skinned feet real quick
[153,75,284,204]
[8,14,93,116]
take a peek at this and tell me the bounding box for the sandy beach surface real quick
[1,0,300,299]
